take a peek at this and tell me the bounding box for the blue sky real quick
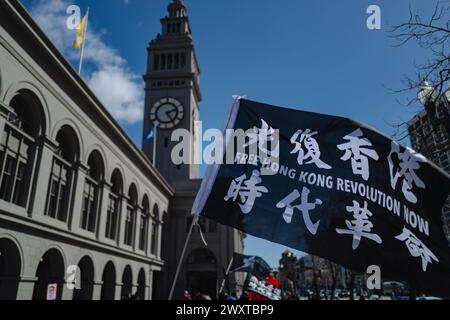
[21,0,437,267]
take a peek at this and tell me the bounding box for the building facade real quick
[142,0,244,300]
[408,101,450,243]
[0,0,243,300]
[0,0,172,300]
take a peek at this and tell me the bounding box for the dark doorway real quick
[32,249,65,300]
[73,256,94,300]
[187,271,217,299]
[137,269,146,300]
[121,265,133,300]
[0,238,22,300]
[100,261,116,300]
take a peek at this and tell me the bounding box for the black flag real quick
[230,253,272,279]
[193,98,450,297]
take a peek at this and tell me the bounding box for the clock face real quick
[150,98,184,130]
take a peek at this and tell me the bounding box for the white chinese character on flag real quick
[276,187,322,235]
[224,170,268,214]
[388,142,427,204]
[396,227,439,272]
[244,119,279,158]
[290,129,332,170]
[337,128,379,181]
[336,200,382,250]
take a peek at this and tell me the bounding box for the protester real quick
[182,290,191,301]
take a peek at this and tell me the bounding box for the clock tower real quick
[143,0,201,188]
[143,1,245,300]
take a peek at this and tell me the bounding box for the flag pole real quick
[153,125,158,166]
[168,215,198,300]
[78,8,90,75]
[219,257,234,295]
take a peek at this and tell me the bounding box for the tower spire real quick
[168,0,187,18]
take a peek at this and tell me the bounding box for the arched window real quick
[45,126,79,222]
[81,151,104,232]
[0,91,44,207]
[139,195,150,252]
[105,169,123,240]
[124,184,138,246]
[187,248,217,265]
[150,204,159,256]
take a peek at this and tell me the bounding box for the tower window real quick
[167,53,173,69]
[153,54,160,70]
[174,53,180,69]
[180,53,186,68]
[160,54,166,70]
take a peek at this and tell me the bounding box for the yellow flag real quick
[73,15,87,49]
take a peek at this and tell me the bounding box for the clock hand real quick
[165,109,178,120]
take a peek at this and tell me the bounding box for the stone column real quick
[61,284,73,300]
[69,162,88,233]
[92,281,103,300]
[146,217,154,257]
[115,283,123,300]
[97,181,112,242]
[28,136,57,218]
[157,222,163,260]
[16,277,37,300]
[0,113,6,136]
[118,195,129,248]
[147,269,154,300]
[134,207,142,252]
[132,283,139,297]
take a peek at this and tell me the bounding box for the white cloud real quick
[29,0,144,124]
[88,66,143,123]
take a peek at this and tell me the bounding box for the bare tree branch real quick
[388,1,450,98]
